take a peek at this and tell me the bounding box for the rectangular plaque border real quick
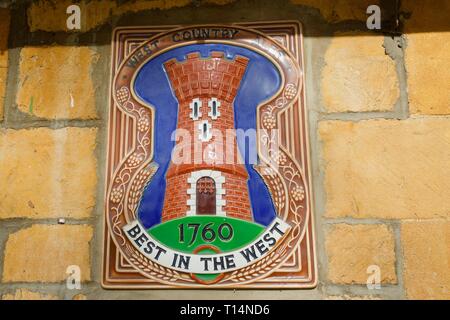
[102,20,317,289]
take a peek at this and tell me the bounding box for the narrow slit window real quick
[193,101,199,118]
[212,101,217,117]
[190,98,202,120]
[208,98,221,120]
[198,120,212,142]
[203,122,208,139]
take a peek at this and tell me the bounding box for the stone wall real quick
[0,0,448,300]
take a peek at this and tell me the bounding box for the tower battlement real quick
[164,52,249,103]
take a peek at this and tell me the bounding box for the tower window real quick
[198,120,212,142]
[194,102,199,118]
[212,101,217,117]
[208,98,221,120]
[189,98,202,120]
[203,122,208,138]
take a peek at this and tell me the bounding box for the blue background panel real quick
[134,44,281,228]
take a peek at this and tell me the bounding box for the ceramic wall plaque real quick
[103,21,316,289]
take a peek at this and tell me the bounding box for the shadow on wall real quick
[2,0,450,53]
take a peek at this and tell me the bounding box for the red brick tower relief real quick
[161,51,253,222]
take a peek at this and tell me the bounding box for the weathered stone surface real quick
[0,8,10,121]
[16,46,99,119]
[405,32,450,115]
[320,118,450,219]
[402,1,450,115]
[2,225,92,282]
[401,220,449,299]
[28,0,235,32]
[2,289,58,300]
[0,67,6,120]
[291,0,379,22]
[322,33,399,112]
[0,128,97,219]
[326,224,396,284]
